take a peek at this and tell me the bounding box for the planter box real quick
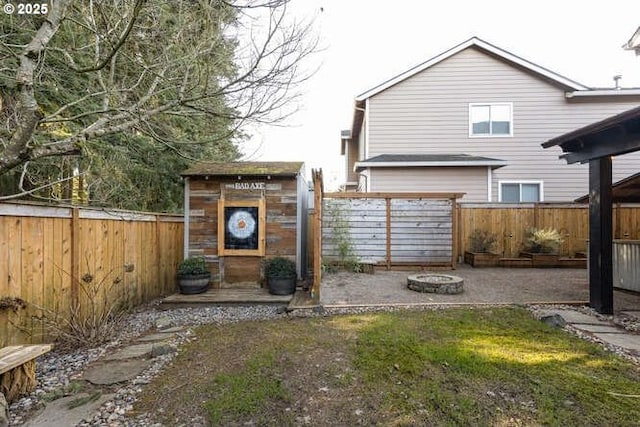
[498,257,533,268]
[520,252,560,268]
[559,257,587,269]
[464,252,500,267]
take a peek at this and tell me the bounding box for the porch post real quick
[588,156,613,314]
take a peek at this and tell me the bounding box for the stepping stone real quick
[83,360,153,385]
[592,333,640,352]
[136,333,176,342]
[538,309,602,325]
[160,326,186,333]
[571,324,625,334]
[619,310,640,319]
[24,393,115,427]
[103,343,153,361]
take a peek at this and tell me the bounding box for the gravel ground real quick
[7,298,640,426]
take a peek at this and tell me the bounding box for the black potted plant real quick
[177,257,211,294]
[265,257,297,295]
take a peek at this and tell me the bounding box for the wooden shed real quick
[182,161,308,287]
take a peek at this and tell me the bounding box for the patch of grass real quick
[352,308,640,425]
[205,349,290,425]
[134,308,640,426]
[41,381,86,402]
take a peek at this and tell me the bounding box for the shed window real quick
[499,181,542,202]
[469,103,513,137]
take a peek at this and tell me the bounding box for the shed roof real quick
[182,161,304,177]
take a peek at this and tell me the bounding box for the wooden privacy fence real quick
[322,193,463,269]
[458,203,640,258]
[0,203,183,346]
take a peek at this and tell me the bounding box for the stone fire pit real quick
[407,274,464,294]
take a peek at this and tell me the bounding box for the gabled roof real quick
[356,37,589,102]
[348,37,593,140]
[354,154,507,172]
[182,161,304,177]
[623,26,640,55]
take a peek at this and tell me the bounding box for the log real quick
[0,360,36,403]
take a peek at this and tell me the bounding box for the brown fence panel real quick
[0,203,183,346]
[460,203,640,259]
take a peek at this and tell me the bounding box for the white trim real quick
[364,98,370,160]
[468,102,513,137]
[566,89,640,98]
[623,26,640,52]
[487,167,492,202]
[355,37,587,101]
[183,177,190,259]
[498,180,544,202]
[354,160,508,171]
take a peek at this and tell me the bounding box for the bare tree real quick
[0,0,317,199]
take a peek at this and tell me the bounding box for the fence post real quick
[385,198,391,270]
[312,169,323,301]
[70,207,80,305]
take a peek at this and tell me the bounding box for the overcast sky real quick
[240,0,640,190]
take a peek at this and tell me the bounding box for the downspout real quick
[487,167,492,201]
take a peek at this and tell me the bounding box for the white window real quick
[469,103,513,137]
[499,181,543,202]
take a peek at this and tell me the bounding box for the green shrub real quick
[178,257,208,276]
[265,257,296,277]
[524,227,563,254]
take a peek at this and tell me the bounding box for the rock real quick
[155,316,172,330]
[276,306,288,314]
[151,343,176,358]
[1,392,8,427]
[312,305,325,314]
[541,314,566,328]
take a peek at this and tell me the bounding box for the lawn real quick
[133,307,640,426]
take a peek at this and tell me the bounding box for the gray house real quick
[341,37,640,202]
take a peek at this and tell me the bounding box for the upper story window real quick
[469,103,513,137]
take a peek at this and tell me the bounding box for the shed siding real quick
[365,47,640,201]
[187,176,300,286]
[369,167,487,202]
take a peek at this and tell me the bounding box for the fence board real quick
[0,203,183,346]
[458,203,640,258]
[322,195,455,267]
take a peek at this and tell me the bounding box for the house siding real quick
[365,47,640,201]
[369,167,488,202]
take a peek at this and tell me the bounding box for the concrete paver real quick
[592,333,640,352]
[570,324,626,334]
[538,309,603,325]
